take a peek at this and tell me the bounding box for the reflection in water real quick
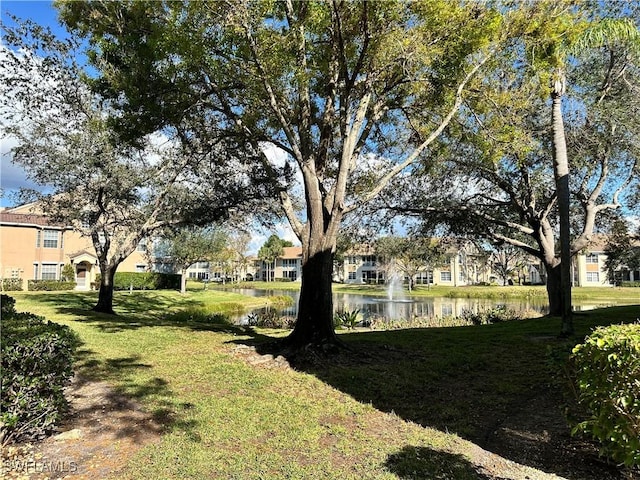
[231,288,555,324]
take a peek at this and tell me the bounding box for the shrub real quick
[27,280,76,291]
[1,278,23,291]
[458,305,519,325]
[1,294,16,316]
[61,263,75,282]
[104,272,181,290]
[273,277,293,282]
[1,296,79,445]
[570,323,640,467]
[620,281,640,287]
[246,309,296,329]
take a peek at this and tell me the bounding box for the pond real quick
[230,287,630,324]
[231,287,553,324]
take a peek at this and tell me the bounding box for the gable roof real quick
[281,246,302,259]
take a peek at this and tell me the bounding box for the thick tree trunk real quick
[551,78,573,335]
[284,248,339,349]
[545,262,563,317]
[93,265,116,314]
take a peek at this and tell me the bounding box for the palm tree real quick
[529,2,639,335]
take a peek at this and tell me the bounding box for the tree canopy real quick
[56,0,505,348]
[0,20,275,313]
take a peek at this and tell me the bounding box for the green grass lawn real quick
[7,290,640,479]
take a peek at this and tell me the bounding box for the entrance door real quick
[76,267,87,288]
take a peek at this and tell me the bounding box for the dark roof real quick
[0,212,62,227]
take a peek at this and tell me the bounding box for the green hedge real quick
[1,278,23,291]
[571,324,640,467]
[28,280,76,291]
[95,272,181,290]
[0,295,79,445]
[620,281,640,287]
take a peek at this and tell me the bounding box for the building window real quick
[348,256,357,265]
[136,240,147,252]
[586,253,599,264]
[282,259,298,268]
[416,272,433,284]
[135,264,146,272]
[586,271,599,282]
[41,264,58,280]
[285,270,297,281]
[440,271,452,282]
[348,272,357,280]
[362,255,377,266]
[43,229,59,248]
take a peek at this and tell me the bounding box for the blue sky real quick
[2,1,62,32]
[1,1,69,206]
[0,1,298,249]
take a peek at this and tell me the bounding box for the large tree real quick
[0,21,274,313]
[524,0,640,334]
[57,0,503,349]
[386,5,639,318]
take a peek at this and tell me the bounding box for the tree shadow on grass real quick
[385,446,494,480]
[70,347,198,440]
[19,290,273,338]
[238,323,628,480]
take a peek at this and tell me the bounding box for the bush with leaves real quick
[28,280,76,291]
[1,278,23,291]
[571,323,640,467]
[1,296,79,445]
[97,272,181,291]
[458,306,519,325]
[246,309,296,329]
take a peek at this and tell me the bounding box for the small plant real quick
[334,309,360,330]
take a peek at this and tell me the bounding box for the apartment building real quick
[254,246,303,282]
[341,240,492,286]
[0,203,148,290]
[572,234,640,286]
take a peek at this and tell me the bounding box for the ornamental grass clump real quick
[0,295,79,445]
[571,323,640,467]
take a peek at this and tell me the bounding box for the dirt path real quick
[2,375,162,480]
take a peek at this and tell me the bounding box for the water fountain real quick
[387,272,406,301]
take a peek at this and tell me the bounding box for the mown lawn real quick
[8,290,640,479]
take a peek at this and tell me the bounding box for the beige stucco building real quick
[1,203,148,290]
